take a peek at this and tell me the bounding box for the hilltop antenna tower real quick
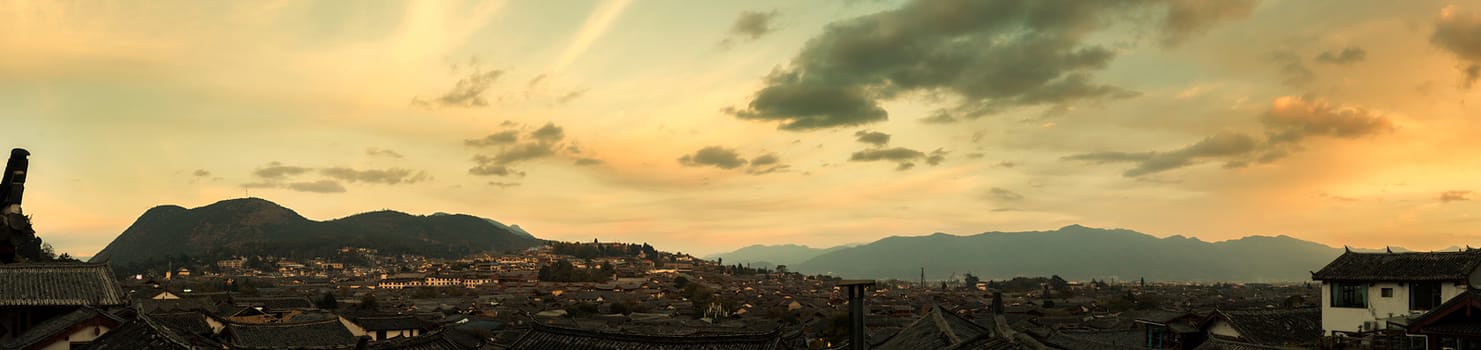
[920,267,925,289]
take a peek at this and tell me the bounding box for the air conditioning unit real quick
[1362,320,1381,331]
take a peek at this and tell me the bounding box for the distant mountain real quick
[91,198,544,267]
[792,225,1348,282]
[431,212,536,239]
[704,244,853,268]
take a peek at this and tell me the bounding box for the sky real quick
[4,0,1481,258]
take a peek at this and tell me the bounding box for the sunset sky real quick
[5,0,1481,258]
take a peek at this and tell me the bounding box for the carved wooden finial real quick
[1344,246,1351,253]
[1386,246,1393,253]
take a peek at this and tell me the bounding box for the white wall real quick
[1321,281,1468,334]
[1207,319,1241,338]
[36,324,111,350]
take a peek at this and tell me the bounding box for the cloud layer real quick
[1066,97,1394,177]
[727,0,1252,130]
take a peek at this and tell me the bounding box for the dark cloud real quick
[286,180,346,193]
[1065,131,1258,177]
[1159,0,1258,47]
[192,169,211,177]
[365,148,404,158]
[1270,51,1314,87]
[679,146,748,169]
[468,162,524,177]
[467,122,587,177]
[466,130,520,147]
[1314,46,1367,64]
[1262,96,1394,144]
[849,147,946,170]
[1442,190,1473,202]
[320,167,429,185]
[415,68,503,108]
[854,130,891,146]
[723,10,781,45]
[746,153,790,175]
[728,0,1240,130]
[985,187,1025,201]
[1066,97,1393,177]
[1432,6,1481,88]
[253,162,312,180]
[531,123,566,142]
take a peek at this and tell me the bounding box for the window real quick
[1332,282,1367,308]
[1382,288,1394,297]
[1411,282,1442,310]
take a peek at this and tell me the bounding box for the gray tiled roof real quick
[0,263,126,306]
[355,315,428,331]
[366,329,473,350]
[225,319,363,349]
[1312,250,1481,281]
[3,306,124,349]
[1207,308,1321,346]
[506,323,784,350]
[874,305,998,350]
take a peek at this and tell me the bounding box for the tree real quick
[962,273,980,290]
[316,292,339,309]
[674,276,689,289]
[1049,275,1069,291]
[359,294,379,311]
[775,265,788,274]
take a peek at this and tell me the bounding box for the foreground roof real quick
[0,263,126,306]
[3,306,124,349]
[224,319,362,349]
[1312,250,1481,281]
[506,323,784,350]
[1408,290,1481,335]
[1205,308,1321,346]
[874,305,998,350]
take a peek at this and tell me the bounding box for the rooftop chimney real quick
[839,280,876,350]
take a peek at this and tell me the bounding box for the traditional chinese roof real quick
[1190,335,1290,350]
[1312,250,1481,281]
[231,296,316,312]
[1203,308,1321,346]
[2,306,124,349]
[83,312,224,350]
[873,305,1002,350]
[505,323,784,350]
[356,315,429,331]
[1408,290,1481,336]
[365,329,473,350]
[0,263,126,306]
[223,318,363,349]
[151,311,218,336]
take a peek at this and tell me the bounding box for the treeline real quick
[549,241,660,260]
[538,260,616,282]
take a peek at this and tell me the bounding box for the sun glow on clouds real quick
[4,0,1481,257]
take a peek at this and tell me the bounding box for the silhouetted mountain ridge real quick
[790,225,1361,282]
[91,198,543,267]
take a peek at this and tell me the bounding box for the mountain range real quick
[90,198,543,267]
[704,244,853,268]
[745,225,1408,282]
[89,198,1427,282]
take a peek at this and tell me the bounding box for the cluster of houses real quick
[4,243,1481,349]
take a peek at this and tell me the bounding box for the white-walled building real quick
[1311,249,1481,335]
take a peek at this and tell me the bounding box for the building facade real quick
[1312,249,1481,335]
